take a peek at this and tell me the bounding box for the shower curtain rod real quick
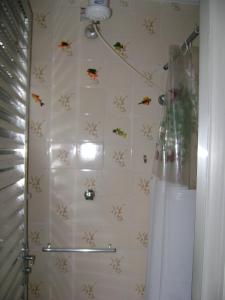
[163,25,199,70]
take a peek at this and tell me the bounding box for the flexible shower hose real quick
[93,23,164,92]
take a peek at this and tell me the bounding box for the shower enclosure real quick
[0,0,200,299]
[0,0,32,299]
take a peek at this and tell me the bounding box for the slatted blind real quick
[0,0,32,299]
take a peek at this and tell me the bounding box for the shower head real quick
[85,0,112,22]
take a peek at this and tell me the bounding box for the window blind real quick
[0,1,32,299]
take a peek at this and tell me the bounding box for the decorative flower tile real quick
[56,202,69,220]
[29,230,41,246]
[30,120,45,138]
[32,66,47,83]
[143,17,157,34]
[136,232,148,248]
[171,3,181,11]
[29,176,42,193]
[32,93,45,107]
[34,13,49,28]
[138,178,150,196]
[136,283,145,297]
[110,256,124,274]
[141,124,153,141]
[82,282,96,299]
[110,204,125,222]
[113,96,127,113]
[143,71,154,87]
[55,254,70,273]
[57,93,73,111]
[85,121,101,138]
[29,281,42,297]
[120,0,129,7]
[84,177,96,190]
[57,149,71,165]
[113,42,129,59]
[112,150,127,168]
[82,231,97,247]
[58,41,73,56]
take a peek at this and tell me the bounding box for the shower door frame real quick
[192,0,225,299]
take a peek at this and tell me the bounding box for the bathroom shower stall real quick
[0,0,200,300]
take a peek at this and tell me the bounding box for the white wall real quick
[193,1,225,299]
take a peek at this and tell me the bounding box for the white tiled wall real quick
[28,1,199,299]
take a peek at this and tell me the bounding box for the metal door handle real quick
[42,243,116,253]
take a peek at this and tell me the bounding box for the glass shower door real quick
[0,0,32,299]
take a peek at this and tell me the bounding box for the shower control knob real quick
[84,189,95,200]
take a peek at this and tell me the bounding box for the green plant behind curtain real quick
[154,46,199,188]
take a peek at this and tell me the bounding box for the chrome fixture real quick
[42,243,116,253]
[21,246,36,274]
[158,94,167,106]
[84,189,95,200]
[163,25,199,70]
[85,22,98,39]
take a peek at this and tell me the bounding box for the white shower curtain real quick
[145,46,198,300]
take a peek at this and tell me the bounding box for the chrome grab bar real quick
[42,243,116,253]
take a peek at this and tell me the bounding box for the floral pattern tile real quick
[141,124,154,141]
[32,65,47,83]
[137,232,148,248]
[29,176,42,193]
[30,121,45,138]
[85,121,101,138]
[29,230,41,246]
[29,281,42,297]
[143,71,154,87]
[143,17,157,34]
[82,231,97,247]
[55,254,70,273]
[113,95,128,113]
[57,149,71,165]
[112,150,127,168]
[110,204,125,221]
[84,177,96,190]
[57,93,74,111]
[82,282,96,299]
[56,202,69,220]
[110,256,124,274]
[34,13,49,28]
[136,283,145,297]
[138,178,150,196]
